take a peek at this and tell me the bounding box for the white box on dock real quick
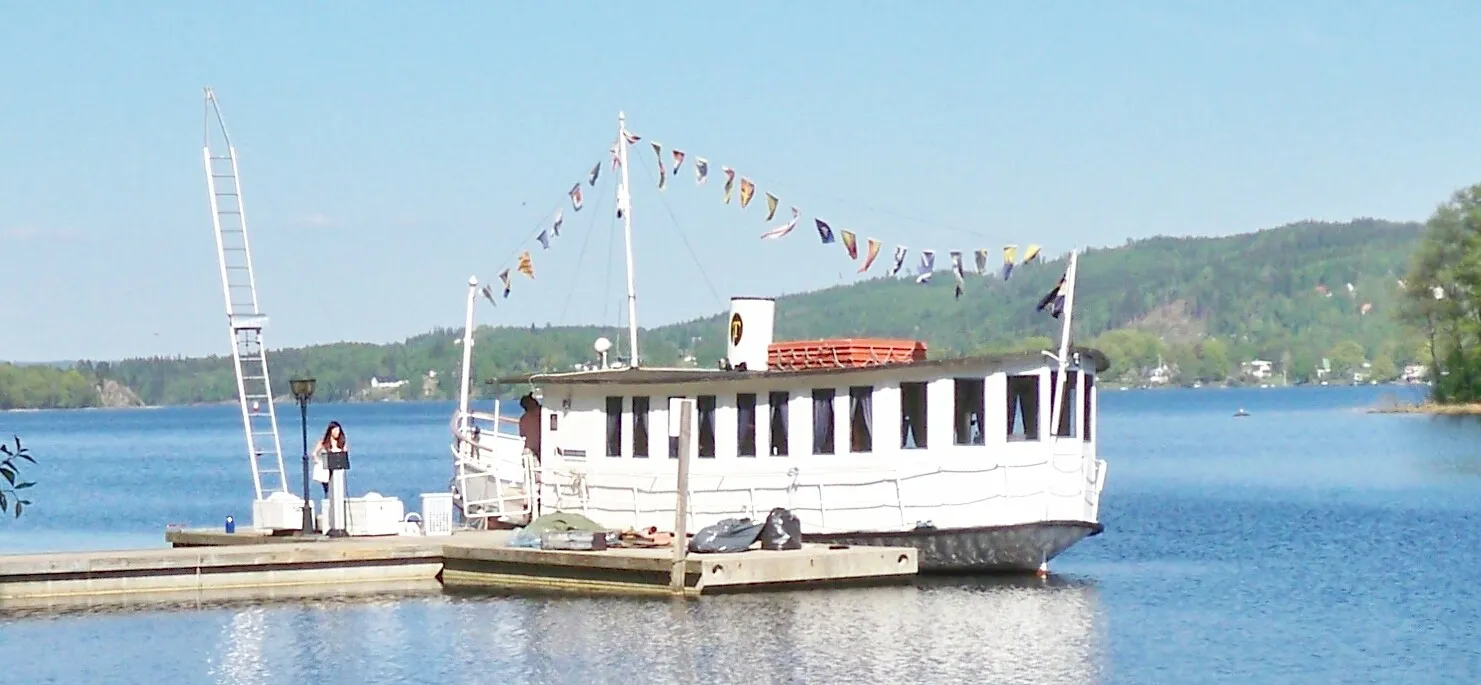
[420,493,454,536]
[252,491,312,531]
[337,493,405,536]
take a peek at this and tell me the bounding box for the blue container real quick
[225,515,236,534]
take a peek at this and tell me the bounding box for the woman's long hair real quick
[319,421,347,451]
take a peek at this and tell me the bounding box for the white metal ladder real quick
[202,88,288,502]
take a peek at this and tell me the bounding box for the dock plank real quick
[0,528,917,606]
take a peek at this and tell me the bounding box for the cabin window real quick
[1049,371,1078,438]
[1006,375,1040,441]
[737,393,758,457]
[848,386,873,452]
[1082,375,1094,443]
[953,378,985,446]
[899,381,927,449]
[697,395,717,458]
[768,391,790,456]
[812,389,836,454]
[668,395,682,458]
[632,396,650,458]
[604,396,623,457]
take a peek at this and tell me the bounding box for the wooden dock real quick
[0,528,917,607]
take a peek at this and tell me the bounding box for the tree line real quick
[0,217,1437,408]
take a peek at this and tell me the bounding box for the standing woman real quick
[311,421,348,496]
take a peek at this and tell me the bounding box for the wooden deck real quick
[0,528,917,608]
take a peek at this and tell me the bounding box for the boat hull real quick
[803,520,1103,573]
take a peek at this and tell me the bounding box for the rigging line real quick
[752,174,1007,243]
[626,133,1016,244]
[635,162,725,310]
[555,185,609,325]
[488,147,614,280]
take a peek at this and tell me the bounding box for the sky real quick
[2,2,1480,362]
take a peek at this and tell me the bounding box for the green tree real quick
[1327,340,1368,377]
[1397,182,1481,402]
[1,436,35,517]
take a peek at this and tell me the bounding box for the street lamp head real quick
[290,377,316,401]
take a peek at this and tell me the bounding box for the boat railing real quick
[529,453,1101,532]
[449,409,533,526]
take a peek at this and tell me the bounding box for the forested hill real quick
[9,218,1424,408]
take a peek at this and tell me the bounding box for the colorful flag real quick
[671,150,685,176]
[761,207,800,239]
[1001,245,1017,280]
[1022,244,1041,264]
[739,178,756,208]
[815,219,835,244]
[517,251,535,279]
[841,230,858,259]
[569,184,583,211]
[610,143,621,170]
[499,269,512,297]
[536,229,550,249]
[890,246,907,276]
[859,238,882,273]
[974,249,989,275]
[480,285,497,306]
[651,142,666,190]
[723,167,736,203]
[1037,274,1068,318]
[623,132,641,145]
[552,209,563,237]
[695,158,709,185]
[916,250,935,284]
[588,163,600,187]
[765,192,779,221]
[950,251,965,299]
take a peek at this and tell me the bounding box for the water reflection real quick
[213,607,267,685]
[438,577,1103,684]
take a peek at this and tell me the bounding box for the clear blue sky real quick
[3,2,1478,362]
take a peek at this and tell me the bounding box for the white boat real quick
[447,114,1109,573]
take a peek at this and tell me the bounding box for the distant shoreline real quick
[1367,401,1481,416]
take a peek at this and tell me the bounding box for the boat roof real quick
[488,347,1109,387]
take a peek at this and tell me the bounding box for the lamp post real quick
[290,377,316,535]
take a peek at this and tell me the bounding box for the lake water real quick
[3,385,1480,684]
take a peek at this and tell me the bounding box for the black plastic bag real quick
[687,517,764,553]
[760,507,803,550]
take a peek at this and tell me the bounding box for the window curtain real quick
[770,402,793,455]
[812,391,834,454]
[850,388,873,452]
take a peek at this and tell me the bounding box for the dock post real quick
[669,398,693,594]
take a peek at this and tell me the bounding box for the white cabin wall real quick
[874,384,901,454]
[984,372,1007,448]
[831,385,847,455]
[925,378,954,450]
[755,392,771,459]
[788,391,809,458]
[716,393,738,460]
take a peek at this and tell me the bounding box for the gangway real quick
[201,88,290,513]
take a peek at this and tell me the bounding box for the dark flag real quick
[1037,275,1067,318]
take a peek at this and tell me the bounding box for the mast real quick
[617,112,641,366]
[457,275,478,431]
[1049,250,1080,439]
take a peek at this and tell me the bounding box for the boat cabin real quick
[492,298,1108,471]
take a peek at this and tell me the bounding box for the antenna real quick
[617,112,641,366]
